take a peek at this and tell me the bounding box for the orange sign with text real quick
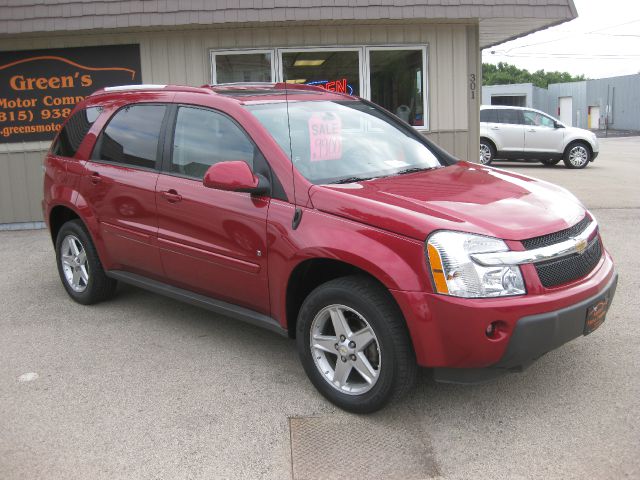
[0,44,141,143]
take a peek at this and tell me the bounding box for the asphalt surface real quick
[1,137,639,479]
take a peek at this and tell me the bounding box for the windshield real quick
[246,100,443,184]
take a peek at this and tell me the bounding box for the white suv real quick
[479,105,599,169]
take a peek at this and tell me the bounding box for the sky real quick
[482,0,640,79]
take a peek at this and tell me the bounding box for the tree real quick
[483,62,586,88]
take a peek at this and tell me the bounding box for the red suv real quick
[43,83,617,413]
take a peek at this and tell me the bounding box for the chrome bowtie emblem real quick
[575,238,588,254]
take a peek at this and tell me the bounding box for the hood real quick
[308,162,587,242]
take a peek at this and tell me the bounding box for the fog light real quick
[485,322,496,338]
[485,320,508,340]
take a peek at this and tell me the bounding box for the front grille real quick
[535,237,602,288]
[522,215,591,250]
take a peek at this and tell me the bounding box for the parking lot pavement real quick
[1,137,639,480]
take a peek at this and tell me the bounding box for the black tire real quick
[55,219,117,305]
[563,141,591,169]
[479,139,495,165]
[296,275,417,413]
[540,158,561,166]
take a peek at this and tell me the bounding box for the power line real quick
[503,53,640,58]
[496,18,640,53]
[589,32,640,38]
[488,53,640,60]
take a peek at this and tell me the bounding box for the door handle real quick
[527,129,536,132]
[162,189,182,203]
[490,126,499,130]
[90,172,101,185]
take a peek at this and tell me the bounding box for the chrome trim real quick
[471,221,598,267]
[104,84,167,91]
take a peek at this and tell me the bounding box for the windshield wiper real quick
[396,166,441,175]
[330,176,376,184]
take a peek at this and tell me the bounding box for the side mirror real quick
[203,161,270,195]
[555,121,565,129]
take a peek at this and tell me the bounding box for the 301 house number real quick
[469,74,477,99]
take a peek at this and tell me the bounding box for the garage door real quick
[559,96,573,126]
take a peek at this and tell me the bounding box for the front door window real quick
[170,106,255,179]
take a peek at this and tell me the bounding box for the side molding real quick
[106,270,288,337]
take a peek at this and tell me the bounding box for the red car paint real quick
[43,84,616,371]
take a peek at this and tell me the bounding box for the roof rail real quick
[273,82,325,92]
[205,82,275,89]
[205,82,326,93]
[103,84,167,92]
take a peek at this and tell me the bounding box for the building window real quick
[367,48,426,127]
[211,50,274,84]
[280,49,361,96]
[209,45,429,130]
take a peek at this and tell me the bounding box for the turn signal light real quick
[427,243,450,294]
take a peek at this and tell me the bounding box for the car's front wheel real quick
[563,142,591,169]
[479,140,495,165]
[55,219,117,305]
[296,275,416,413]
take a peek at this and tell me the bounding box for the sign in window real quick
[281,50,360,96]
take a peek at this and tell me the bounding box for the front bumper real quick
[391,248,617,373]
[433,271,617,383]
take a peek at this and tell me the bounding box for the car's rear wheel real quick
[296,275,416,413]
[55,220,117,305]
[479,140,495,165]
[563,142,591,169]
[540,158,561,166]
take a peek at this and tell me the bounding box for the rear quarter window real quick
[51,106,102,158]
[480,109,497,123]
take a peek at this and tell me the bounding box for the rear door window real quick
[94,104,166,169]
[497,109,523,125]
[51,106,102,157]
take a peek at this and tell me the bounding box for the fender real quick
[480,132,501,152]
[265,200,432,329]
[47,191,114,271]
[45,184,76,226]
[71,191,117,270]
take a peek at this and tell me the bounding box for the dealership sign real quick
[0,44,141,143]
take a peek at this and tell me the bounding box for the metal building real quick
[481,74,640,131]
[482,83,548,109]
[548,74,640,130]
[0,1,578,227]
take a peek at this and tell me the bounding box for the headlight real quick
[426,231,526,298]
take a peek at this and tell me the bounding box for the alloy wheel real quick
[60,234,89,293]
[568,145,589,167]
[479,144,492,164]
[309,304,381,395]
